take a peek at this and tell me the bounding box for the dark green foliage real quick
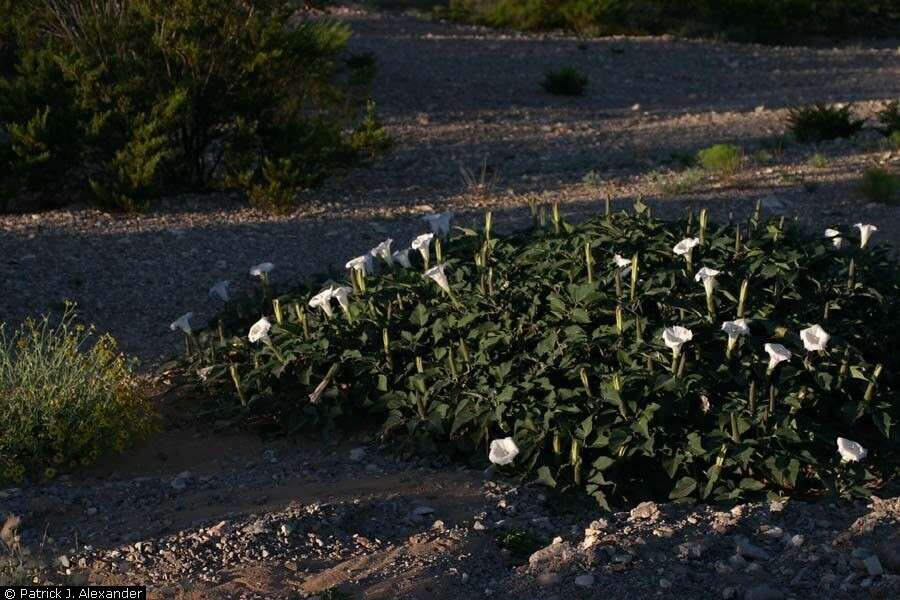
[351,100,393,159]
[696,144,743,177]
[860,167,900,205]
[318,588,353,600]
[0,0,386,212]
[788,104,865,144]
[442,0,900,42]
[541,67,588,96]
[877,101,900,136]
[890,132,900,151]
[186,203,900,508]
[495,528,547,561]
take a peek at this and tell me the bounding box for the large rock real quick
[529,538,576,573]
[629,501,660,521]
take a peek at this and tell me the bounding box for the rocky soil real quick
[2,3,900,599]
[2,407,899,599]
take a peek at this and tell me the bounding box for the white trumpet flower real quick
[764,343,791,372]
[424,263,452,295]
[170,312,193,334]
[694,267,721,297]
[370,239,394,266]
[345,254,374,274]
[824,228,844,249]
[330,286,353,315]
[800,324,830,352]
[673,237,700,259]
[248,317,272,343]
[662,326,693,357]
[488,437,520,466]
[836,437,867,462]
[411,233,435,262]
[249,262,274,277]
[392,248,413,268]
[209,280,231,302]
[721,319,750,353]
[308,289,335,318]
[613,254,631,269]
[422,211,453,237]
[855,223,877,249]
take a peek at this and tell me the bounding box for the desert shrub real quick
[648,167,706,197]
[788,104,864,144]
[877,101,900,136]
[860,166,900,205]
[541,67,588,96]
[697,144,743,177]
[350,100,393,159]
[890,132,900,151]
[0,0,385,213]
[442,0,900,42]
[807,153,828,169]
[186,202,899,508]
[0,306,154,482]
[751,150,774,165]
[495,528,547,562]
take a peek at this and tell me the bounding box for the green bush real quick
[807,153,828,169]
[442,0,900,42]
[350,99,393,159]
[860,166,900,205]
[0,0,385,213]
[890,131,900,151]
[0,306,154,482]
[648,167,706,197]
[788,104,864,144]
[877,101,900,136]
[495,528,547,562]
[541,67,588,96]
[187,202,899,508]
[697,144,743,177]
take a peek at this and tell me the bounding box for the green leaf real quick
[535,466,557,488]
[739,478,766,491]
[410,304,429,326]
[592,456,614,471]
[669,476,697,500]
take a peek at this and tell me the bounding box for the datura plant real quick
[180,202,899,508]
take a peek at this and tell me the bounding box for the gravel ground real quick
[2,4,900,598]
[1,4,898,367]
[2,416,899,599]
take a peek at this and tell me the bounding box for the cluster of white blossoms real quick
[173,216,879,470]
[655,228,880,471]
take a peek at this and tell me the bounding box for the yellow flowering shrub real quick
[0,306,154,482]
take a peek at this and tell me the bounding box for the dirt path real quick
[1,5,897,366]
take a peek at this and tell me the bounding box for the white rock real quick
[349,447,367,462]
